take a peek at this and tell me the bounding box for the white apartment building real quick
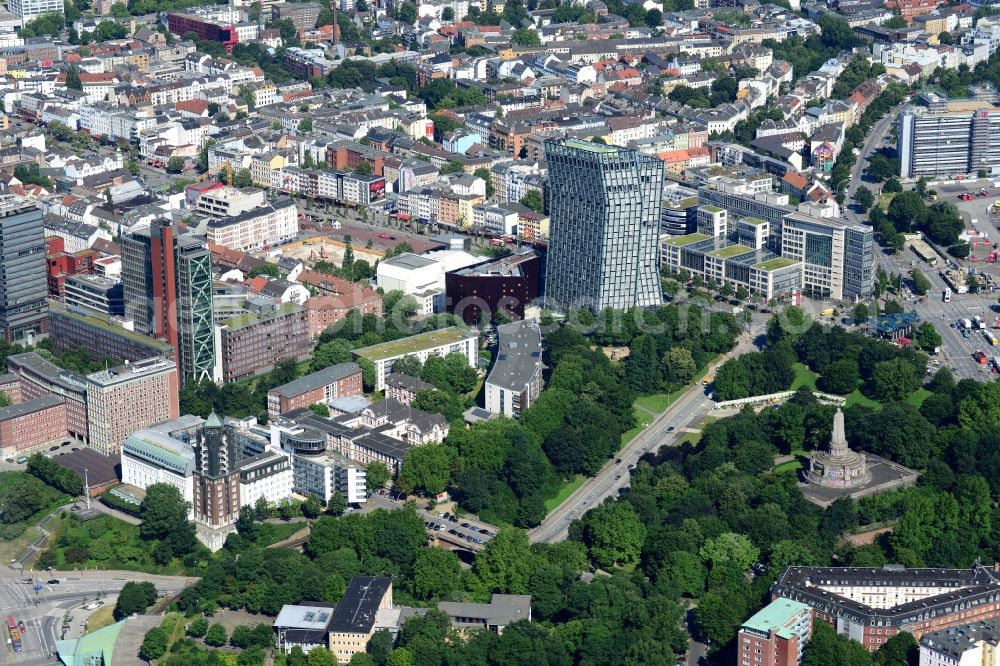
[8,0,62,24]
[196,187,266,218]
[205,199,299,252]
[238,449,294,507]
[472,205,518,236]
[919,619,1000,666]
[484,321,542,418]
[352,326,479,391]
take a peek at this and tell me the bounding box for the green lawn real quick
[677,431,702,446]
[257,521,307,547]
[791,363,818,391]
[906,388,932,408]
[545,475,585,512]
[773,460,803,475]
[634,393,677,413]
[845,390,882,409]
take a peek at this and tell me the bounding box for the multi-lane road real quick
[0,569,194,666]
[529,328,762,544]
[843,102,999,380]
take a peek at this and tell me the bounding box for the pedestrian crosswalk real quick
[45,608,68,618]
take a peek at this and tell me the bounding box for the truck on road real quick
[962,318,973,329]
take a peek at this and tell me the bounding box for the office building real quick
[266,362,363,418]
[0,198,47,342]
[166,12,239,53]
[0,394,68,459]
[352,327,478,391]
[328,577,394,663]
[121,221,216,383]
[484,320,543,418]
[195,187,266,218]
[898,106,1000,178]
[661,196,698,236]
[271,2,322,33]
[63,275,124,317]
[8,0,62,23]
[781,212,874,301]
[919,619,1000,666]
[737,598,813,666]
[7,352,89,442]
[48,302,176,366]
[444,250,542,325]
[544,138,663,312]
[238,449,293,509]
[661,233,803,302]
[217,301,312,383]
[278,407,409,477]
[772,565,1000,650]
[86,357,180,456]
[698,182,794,250]
[304,288,383,338]
[276,421,366,504]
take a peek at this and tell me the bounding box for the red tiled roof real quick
[783,171,809,190]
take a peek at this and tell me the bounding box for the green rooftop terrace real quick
[50,301,173,351]
[741,217,768,226]
[564,138,618,154]
[224,302,299,329]
[755,257,799,271]
[700,205,724,213]
[709,244,754,259]
[354,326,473,362]
[662,233,712,247]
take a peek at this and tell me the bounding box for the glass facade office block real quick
[543,139,664,312]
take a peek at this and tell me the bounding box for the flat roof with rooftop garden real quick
[353,326,474,362]
[755,257,799,271]
[700,205,724,213]
[663,233,712,246]
[742,217,768,226]
[709,244,755,259]
[562,138,618,154]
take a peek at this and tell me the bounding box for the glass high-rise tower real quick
[121,220,216,384]
[543,138,664,312]
[0,198,48,342]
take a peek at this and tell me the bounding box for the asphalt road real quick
[840,106,1000,380]
[0,568,194,666]
[528,328,762,545]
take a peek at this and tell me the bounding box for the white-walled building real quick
[375,250,481,315]
[205,199,298,252]
[353,326,479,391]
[919,619,1000,666]
[121,430,196,514]
[238,449,294,507]
[484,320,543,418]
